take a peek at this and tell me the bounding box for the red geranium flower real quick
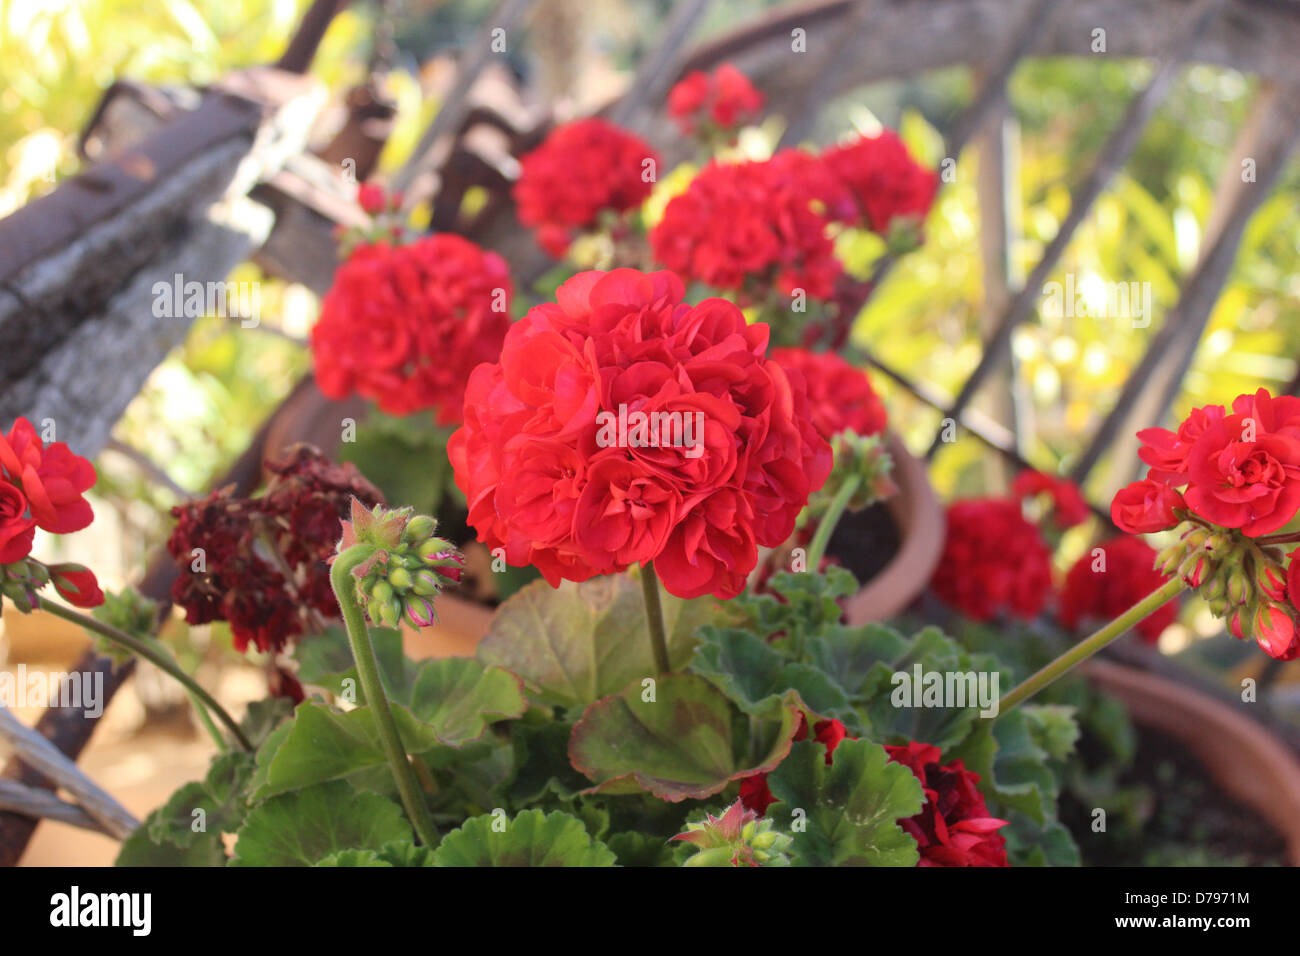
[931,498,1053,621]
[1137,403,1226,486]
[770,347,887,440]
[820,129,938,235]
[0,417,96,534]
[513,118,659,257]
[649,152,842,303]
[885,740,1009,867]
[311,235,512,424]
[449,269,831,600]
[1182,413,1300,536]
[667,63,764,134]
[0,480,36,563]
[48,563,104,609]
[1059,535,1176,643]
[1111,478,1185,534]
[1011,469,1089,529]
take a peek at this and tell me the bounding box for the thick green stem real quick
[999,576,1188,714]
[807,474,861,572]
[38,596,251,751]
[640,561,671,674]
[331,546,439,846]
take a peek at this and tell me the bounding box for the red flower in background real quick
[667,63,764,134]
[0,417,96,534]
[820,129,938,235]
[931,498,1053,621]
[1059,535,1176,643]
[449,269,831,600]
[513,118,659,257]
[1011,470,1089,530]
[885,741,1009,867]
[770,347,887,440]
[168,446,384,654]
[311,235,512,425]
[649,152,842,302]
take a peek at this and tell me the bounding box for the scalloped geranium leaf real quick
[691,627,853,722]
[312,849,392,866]
[805,623,910,699]
[476,571,713,710]
[146,750,255,847]
[946,710,1055,824]
[432,809,616,867]
[252,661,525,799]
[766,738,924,867]
[567,673,802,802]
[230,781,411,866]
[294,625,418,701]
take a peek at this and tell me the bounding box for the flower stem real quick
[331,545,439,846]
[999,576,1188,714]
[640,561,671,674]
[37,596,251,751]
[807,474,861,572]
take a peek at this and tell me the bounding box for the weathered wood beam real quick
[608,0,715,130]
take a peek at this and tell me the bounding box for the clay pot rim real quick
[1084,657,1300,866]
[841,430,944,625]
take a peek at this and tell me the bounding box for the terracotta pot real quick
[1085,657,1300,866]
[841,431,944,625]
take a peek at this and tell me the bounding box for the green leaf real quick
[476,571,714,709]
[690,627,851,720]
[116,826,226,867]
[766,739,924,867]
[1023,705,1080,762]
[231,782,412,866]
[432,809,616,867]
[253,658,525,799]
[568,673,801,802]
[606,831,680,867]
[948,711,1057,825]
[313,849,392,867]
[146,750,255,847]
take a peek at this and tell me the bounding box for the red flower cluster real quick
[168,446,384,654]
[1012,469,1089,530]
[0,418,103,609]
[885,740,1009,867]
[931,498,1053,621]
[770,347,887,440]
[820,129,938,236]
[513,118,659,257]
[649,152,843,302]
[448,269,831,600]
[667,63,764,135]
[1060,535,1176,643]
[738,716,849,816]
[311,235,512,424]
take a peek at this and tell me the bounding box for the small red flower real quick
[1011,470,1089,529]
[1059,536,1176,643]
[885,740,1009,867]
[667,63,764,134]
[932,498,1053,621]
[0,417,97,534]
[513,118,659,257]
[1183,414,1300,536]
[820,129,938,235]
[770,347,887,440]
[0,479,36,563]
[1110,478,1185,534]
[48,563,104,609]
[1137,404,1226,486]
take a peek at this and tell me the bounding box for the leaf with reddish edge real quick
[567,673,804,802]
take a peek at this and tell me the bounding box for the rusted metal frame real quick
[923,0,1227,460]
[608,0,717,129]
[390,0,539,198]
[276,0,354,74]
[1069,80,1300,485]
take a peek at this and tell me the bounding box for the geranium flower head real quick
[819,129,938,237]
[770,347,887,440]
[450,268,831,600]
[1060,536,1176,643]
[1011,469,1089,530]
[311,234,512,424]
[667,63,764,136]
[932,497,1053,621]
[0,417,96,535]
[513,118,659,257]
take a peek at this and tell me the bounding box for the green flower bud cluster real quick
[340,503,464,630]
[805,431,896,525]
[673,801,793,867]
[0,560,49,613]
[90,589,162,665]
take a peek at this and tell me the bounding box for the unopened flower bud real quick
[1257,562,1287,602]
[1182,528,1210,551]
[1156,544,1184,577]
[402,514,438,544]
[388,566,413,591]
[1179,553,1213,588]
[1204,531,1232,554]
[411,569,443,596]
[404,595,437,629]
[1226,567,1252,606]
